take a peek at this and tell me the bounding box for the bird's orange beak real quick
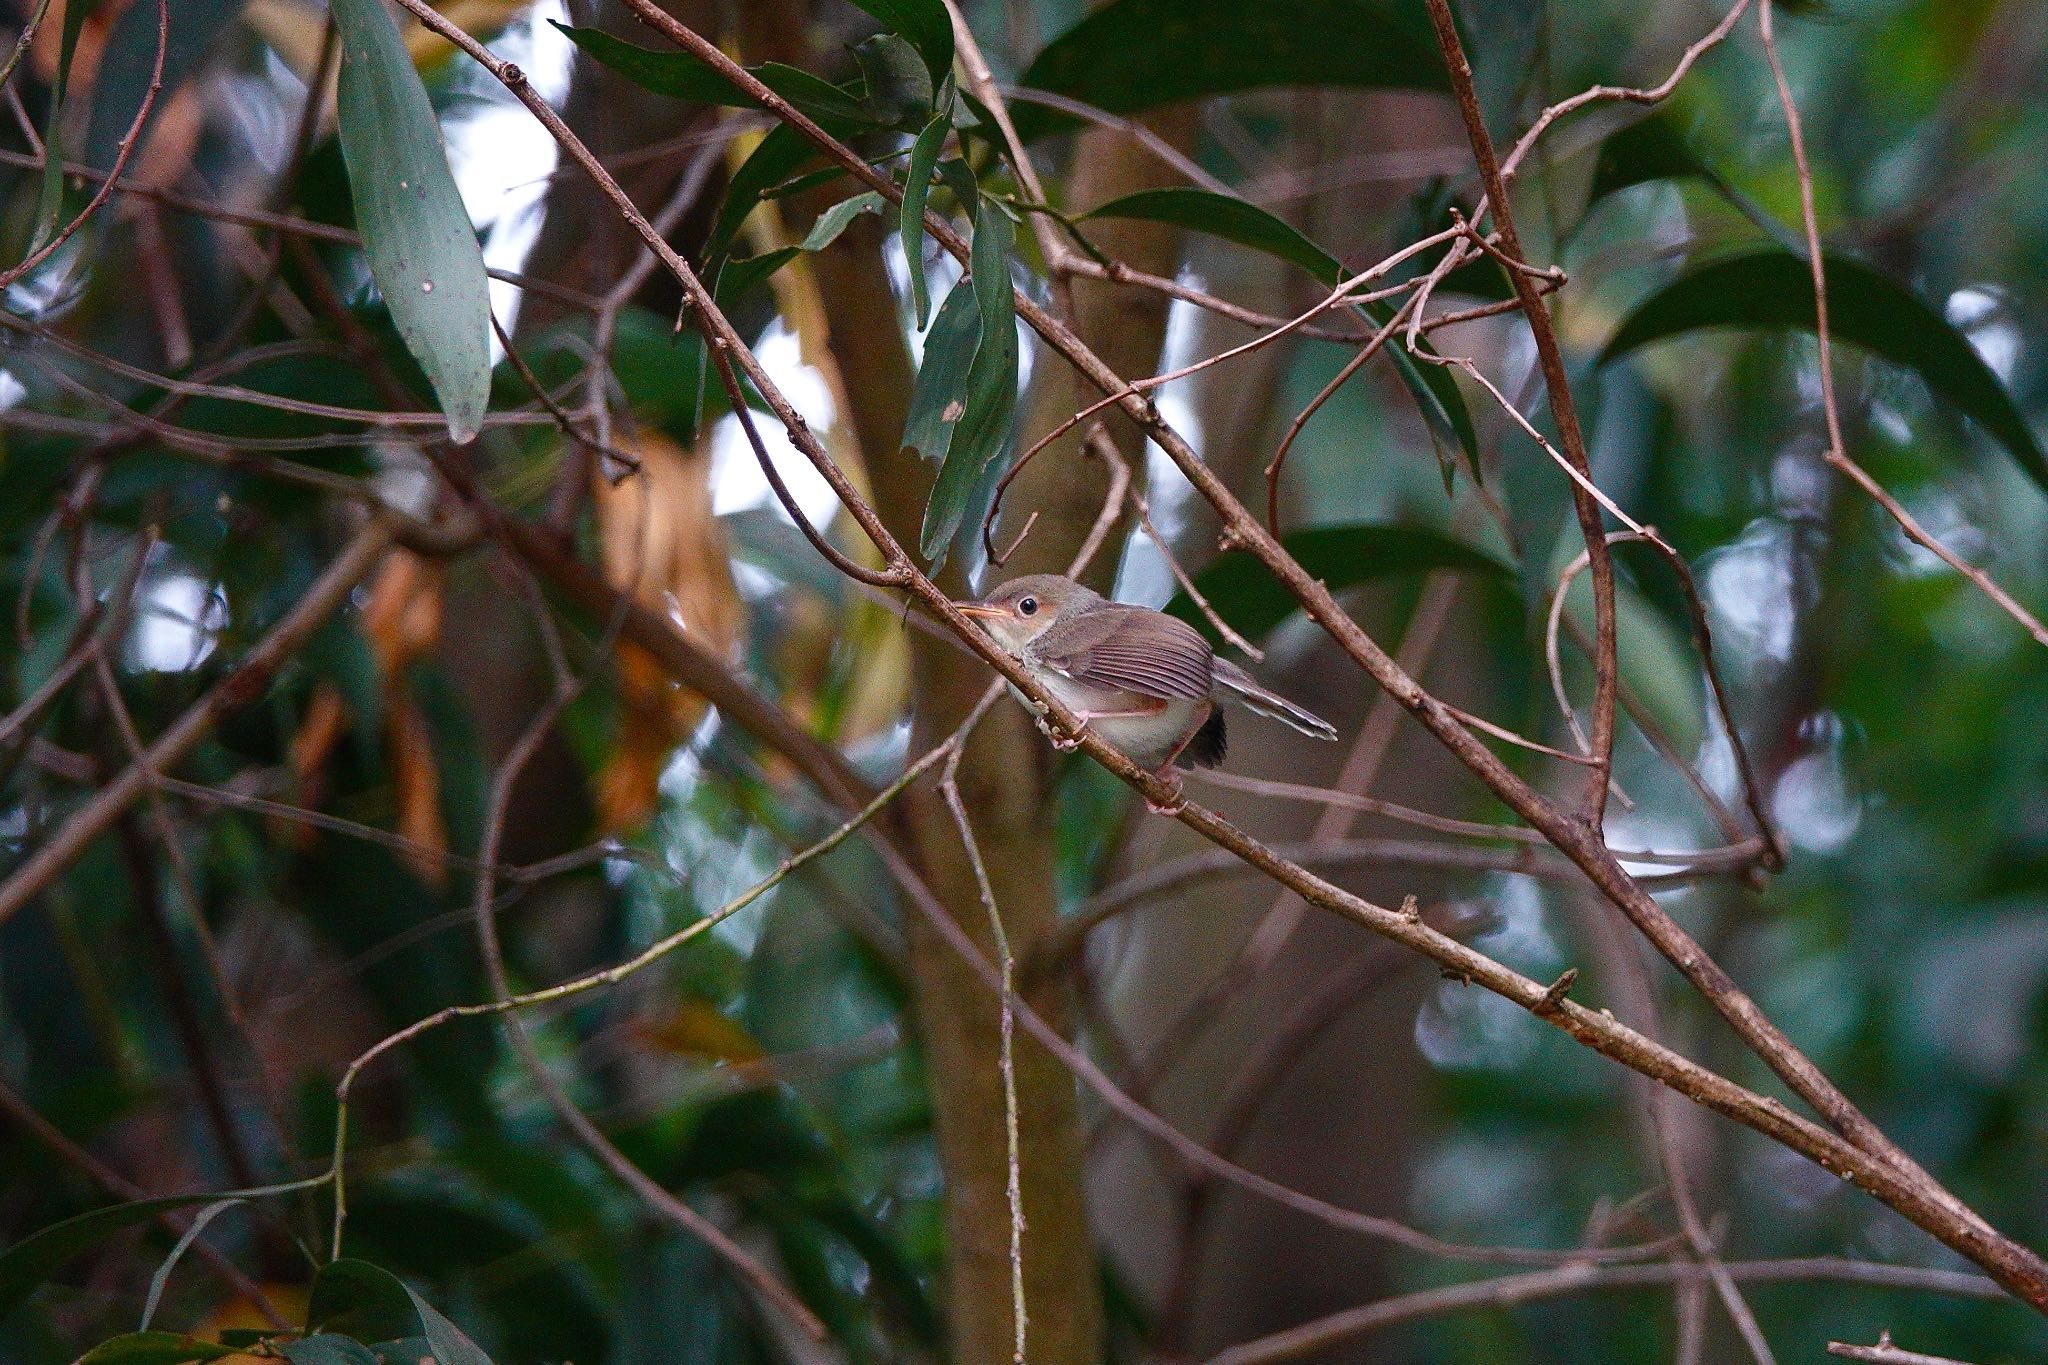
[956,603,1004,619]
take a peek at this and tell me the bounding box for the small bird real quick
[956,574,1338,798]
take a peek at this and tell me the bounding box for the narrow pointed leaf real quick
[0,1178,327,1322]
[332,0,491,441]
[902,113,950,326]
[307,1260,493,1365]
[1599,248,2048,494]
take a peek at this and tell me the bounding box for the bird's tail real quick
[1214,659,1338,742]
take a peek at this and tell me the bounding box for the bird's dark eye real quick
[1018,596,1038,616]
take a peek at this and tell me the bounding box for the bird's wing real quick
[1031,606,1215,700]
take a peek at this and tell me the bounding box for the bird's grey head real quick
[955,574,1100,653]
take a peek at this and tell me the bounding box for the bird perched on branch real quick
[956,574,1337,805]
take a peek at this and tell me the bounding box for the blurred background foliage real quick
[0,0,2045,1361]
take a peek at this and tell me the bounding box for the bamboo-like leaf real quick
[901,113,950,326]
[1014,0,1445,141]
[332,0,491,442]
[1600,248,2048,494]
[1166,523,1506,643]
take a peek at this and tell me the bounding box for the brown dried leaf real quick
[592,426,742,832]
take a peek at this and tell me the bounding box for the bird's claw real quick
[1145,773,1187,816]
[1033,713,1084,750]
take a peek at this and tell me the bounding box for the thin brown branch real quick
[0,0,167,290]
[1205,1259,2000,1365]
[1420,0,1620,823]
[1827,1332,1982,1365]
[1756,0,2048,647]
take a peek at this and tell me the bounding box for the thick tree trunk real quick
[853,104,1193,1359]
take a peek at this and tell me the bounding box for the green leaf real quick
[853,32,933,127]
[553,25,873,127]
[279,1335,381,1365]
[1586,115,1714,206]
[1599,248,2048,495]
[902,275,982,463]
[332,0,491,442]
[1085,187,1479,476]
[1086,186,1336,278]
[901,113,950,326]
[0,1178,326,1324]
[708,124,818,268]
[845,0,953,87]
[1014,0,1445,141]
[72,1332,239,1364]
[715,193,887,311]
[798,191,887,252]
[920,201,1018,564]
[1166,523,1507,643]
[306,1260,493,1365]
[1582,114,1798,250]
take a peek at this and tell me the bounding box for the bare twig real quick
[1827,1332,1981,1365]
[1756,0,2048,647]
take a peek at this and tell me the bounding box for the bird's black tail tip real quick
[1182,708,1228,768]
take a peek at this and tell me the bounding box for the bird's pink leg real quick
[1144,701,1214,815]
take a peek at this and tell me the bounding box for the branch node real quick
[1535,966,1579,1016]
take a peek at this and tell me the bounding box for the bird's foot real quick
[1035,713,1084,751]
[1144,769,1187,816]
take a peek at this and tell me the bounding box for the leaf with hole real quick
[1085,187,1479,478]
[902,275,982,465]
[920,201,1018,566]
[1166,523,1507,644]
[1014,0,1446,141]
[331,0,491,442]
[1599,248,2048,495]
